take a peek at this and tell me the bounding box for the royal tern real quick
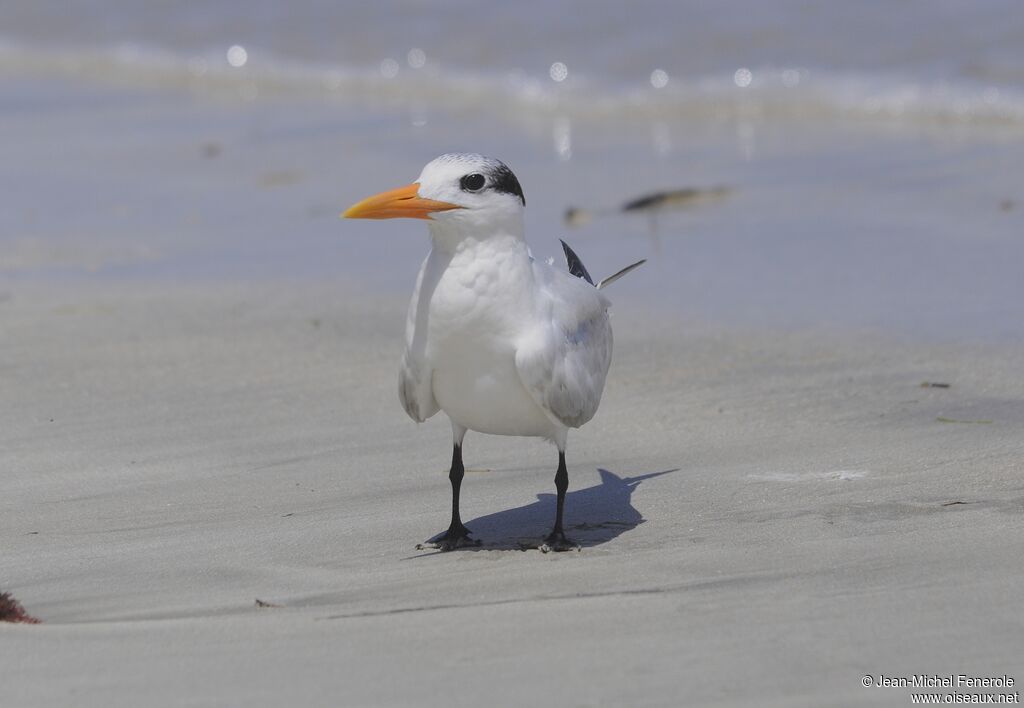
[343,153,642,552]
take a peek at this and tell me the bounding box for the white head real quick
[343,153,526,239]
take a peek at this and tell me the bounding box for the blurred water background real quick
[2,0,1022,340]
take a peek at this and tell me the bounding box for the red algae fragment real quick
[0,592,41,624]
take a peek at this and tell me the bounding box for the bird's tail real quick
[597,259,646,290]
[559,239,594,285]
[560,239,645,291]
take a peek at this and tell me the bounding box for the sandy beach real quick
[4,3,1024,704]
[3,278,1022,706]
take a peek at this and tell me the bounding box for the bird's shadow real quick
[417,467,676,553]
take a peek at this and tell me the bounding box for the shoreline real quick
[4,74,1024,346]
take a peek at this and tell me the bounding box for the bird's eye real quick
[460,173,486,192]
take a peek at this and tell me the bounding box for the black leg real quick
[552,452,568,536]
[447,443,468,536]
[417,442,480,551]
[542,451,579,552]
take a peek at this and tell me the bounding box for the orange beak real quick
[341,183,462,220]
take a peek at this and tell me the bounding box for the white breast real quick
[419,236,560,438]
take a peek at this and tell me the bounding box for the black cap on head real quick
[438,153,526,206]
[489,162,525,206]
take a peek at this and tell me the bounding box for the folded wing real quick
[515,264,613,429]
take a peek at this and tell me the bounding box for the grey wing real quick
[398,347,438,423]
[515,268,613,429]
[398,263,440,423]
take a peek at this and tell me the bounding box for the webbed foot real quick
[416,524,481,552]
[539,529,581,553]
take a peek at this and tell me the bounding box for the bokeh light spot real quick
[380,58,399,78]
[226,45,248,68]
[407,48,426,69]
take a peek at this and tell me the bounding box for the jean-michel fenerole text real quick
[872,675,1014,689]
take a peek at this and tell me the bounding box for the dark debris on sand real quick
[0,591,41,624]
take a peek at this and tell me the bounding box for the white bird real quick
[343,153,643,552]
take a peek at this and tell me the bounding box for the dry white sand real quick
[3,281,1022,707]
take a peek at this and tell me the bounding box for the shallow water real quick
[1,2,1022,342]
[5,0,1024,125]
